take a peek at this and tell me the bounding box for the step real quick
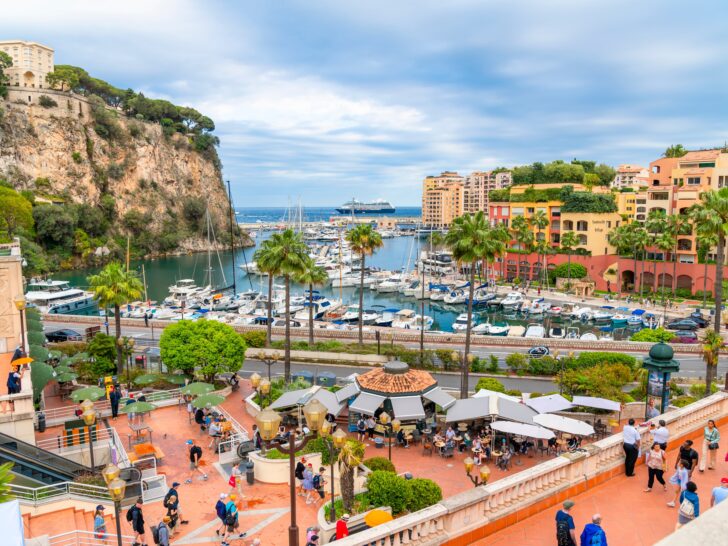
[27,507,76,538]
[22,512,31,538]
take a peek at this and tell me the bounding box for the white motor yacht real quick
[444,289,467,304]
[548,325,566,338]
[377,275,406,293]
[341,305,378,324]
[411,314,434,331]
[579,332,598,341]
[25,279,98,315]
[391,309,417,329]
[402,280,422,297]
[500,292,524,309]
[375,309,400,327]
[451,313,476,332]
[566,326,580,339]
[524,323,546,339]
[592,310,613,322]
[569,306,592,319]
[164,279,211,306]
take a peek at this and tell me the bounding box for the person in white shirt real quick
[208,420,222,450]
[651,420,669,450]
[622,418,641,477]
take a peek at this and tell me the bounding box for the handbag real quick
[228,475,236,487]
[678,498,695,519]
[709,442,719,450]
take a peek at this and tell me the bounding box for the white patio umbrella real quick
[490,420,555,439]
[533,414,595,436]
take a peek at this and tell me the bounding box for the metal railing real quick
[48,530,135,546]
[0,431,86,477]
[34,426,131,469]
[10,481,112,507]
[214,405,250,464]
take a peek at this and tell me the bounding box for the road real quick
[44,319,723,381]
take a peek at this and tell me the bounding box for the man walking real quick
[580,514,607,546]
[711,477,728,506]
[156,516,171,546]
[555,500,577,546]
[109,385,121,420]
[221,494,246,546]
[622,419,640,477]
[676,439,699,477]
[215,493,228,536]
[129,498,145,546]
[185,439,207,483]
[163,482,189,526]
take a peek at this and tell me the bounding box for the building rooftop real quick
[617,164,646,173]
[679,149,722,162]
[356,361,437,395]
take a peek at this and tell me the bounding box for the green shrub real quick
[366,471,412,515]
[505,389,522,397]
[630,328,675,343]
[528,356,560,375]
[488,354,499,373]
[71,151,83,164]
[672,396,697,408]
[107,163,125,180]
[561,192,617,213]
[474,377,505,392]
[408,478,443,512]
[569,352,637,371]
[47,341,87,356]
[506,353,528,375]
[363,457,396,473]
[688,383,719,398]
[38,95,58,108]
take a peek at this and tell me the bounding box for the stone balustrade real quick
[331,391,728,546]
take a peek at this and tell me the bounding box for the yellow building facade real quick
[421,172,464,228]
[0,40,54,88]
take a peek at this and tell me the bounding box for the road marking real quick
[174,508,289,544]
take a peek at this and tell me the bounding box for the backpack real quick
[151,525,160,545]
[215,500,227,520]
[679,497,695,519]
[225,504,237,526]
[126,507,134,522]
[587,528,603,546]
[313,474,321,489]
[556,518,573,546]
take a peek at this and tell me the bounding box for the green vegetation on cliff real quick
[511,160,615,187]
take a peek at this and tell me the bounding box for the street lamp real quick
[320,422,347,523]
[14,297,26,355]
[256,350,280,381]
[102,463,125,546]
[378,412,401,462]
[463,457,491,487]
[119,337,136,390]
[255,399,326,546]
[81,401,97,470]
[250,372,272,408]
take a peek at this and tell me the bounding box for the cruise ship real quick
[25,280,98,315]
[336,198,395,214]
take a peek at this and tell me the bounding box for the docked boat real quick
[611,314,629,326]
[444,289,467,305]
[546,305,562,316]
[549,326,566,339]
[429,284,451,301]
[523,298,545,315]
[336,198,395,214]
[402,280,422,297]
[25,279,98,315]
[469,286,497,306]
[569,306,592,320]
[376,275,406,293]
[341,305,378,325]
[374,308,400,327]
[592,309,613,322]
[642,313,659,329]
[451,313,476,332]
[580,332,598,341]
[331,274,360,288]
[566,326,580,339]
[392,309,418,329]
[524,323,546,339]
[164,279,212,306]
[474,320,509,336]
[411,314,434,331]
[500,292,524,309]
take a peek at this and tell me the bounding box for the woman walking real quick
[699,419,720,472]
[667,459,689,507]
[676,481,699,530]
[93,505,107,544]
[644,442,667,492]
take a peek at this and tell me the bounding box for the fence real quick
[215,404,250,464]
[46,530,135,546]
[10,482,111,507]
[35,426,131,469]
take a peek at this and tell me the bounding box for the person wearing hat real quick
[221,494,247,546]
[555,500,576,546]
[215,493,228,536]
[93,505,106,541]
[336,514,350,539]
[186,439,207,483]
[163,482,189,527]
[157,515,171,546]
[579,514,607,546]
[711,476,728,506]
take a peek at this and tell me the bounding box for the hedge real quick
[408,478,443,512]
[366,471,412,515]
[629,328,675,343]
[474,377,505,393]
[561,192,617,213]
[550,263,587,280]
[363,457,396,473]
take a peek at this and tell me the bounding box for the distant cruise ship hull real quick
[336,206,396,214]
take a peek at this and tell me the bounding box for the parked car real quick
[687,312,709,328]
[673,331,698,343]
[528,346,550,359]
[666,319,699,331]
[45,329,83,343]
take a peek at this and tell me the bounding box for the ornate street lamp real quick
[320,422,348,523]
[80,401,97,469]
[102,464,125,546]
[378,412,401,462]
[14,297,26,355]
[256,350,280,381]
[463,457,490,487]
[255,399,326,546]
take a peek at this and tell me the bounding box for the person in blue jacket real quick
[580,514,608,546]
[676,481,700,530]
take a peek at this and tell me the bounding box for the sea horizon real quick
[234,205,422,223]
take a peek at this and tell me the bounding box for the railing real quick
[215,404,250,464]
[47,530,135,546]
[34,425,131,469]
[331,391,728,545]
[10,481,111,507]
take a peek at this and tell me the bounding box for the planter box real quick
[248,450,323,484]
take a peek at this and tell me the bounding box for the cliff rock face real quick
[0,91,232,250]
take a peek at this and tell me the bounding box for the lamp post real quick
[102,464,125,546]
[256,350,280,381]
[120,337,136,390]
[256,399,327,546]
[80,400,97,470]
[319,422,347,523]
[463,457,491,487]
[250,372,272,408]
[378,412,401,462]
[14,297,26,354]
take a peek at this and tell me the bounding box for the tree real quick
[510,215,532,281]
[475,377,505,393]
[427,231,445,250]
[664,144,688,158]
[254,239,280,348]
[160,320,246,382]
[695,230,718,308]
[631,224,650,298]
[560,231,580,289]
[0,187,33,237]
[445,212,504,399]
[0,462,14,503]
[46,65,82,91]
[33,204,77,248]
[667,214,691,299]
[0,52,12,98]
[701,329,723,398]
[294,258,329,346]
[346,225,383,344]
[556,363,633,402]
[530,210,549,285]
[607,224,635,294]
[337,439,365,513]
[645,209,669,294]
[75,203,109,238]
[88,263,143,374]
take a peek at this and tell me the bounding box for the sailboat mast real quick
[338,227,343,303]
[142,264,148,303]
[126,236,130,272]
[227,180,237,295]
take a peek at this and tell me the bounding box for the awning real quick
[533,414,595,436]
[473,389,520,402]
[349,392,386,416]
[335,382,361,404]
[497,398,537,424]
[390,396,426,420]
[490,420,554,439]
[269,387,317,410]
[571,396,621,412]
[445,396,537,424]
[525,394,573,414]
[445,397,490,423]
[422,387,457,410]
[313,389,346,417]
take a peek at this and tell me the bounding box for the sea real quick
[52,207,632,337]
[234,206,422,223]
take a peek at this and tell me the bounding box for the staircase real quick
[23,507,135,545]
[0,431,87,485]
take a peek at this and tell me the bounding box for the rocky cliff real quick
[0,89,241,256]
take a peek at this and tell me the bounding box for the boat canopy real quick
[631,309,646,315]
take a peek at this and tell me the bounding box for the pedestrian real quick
[676,481,699,530]
[676,439,699,477]
[306,525,320,544]
[221,494,247,546]
[313,467,326,505]
[335,514,350,540]
[209,418,223,451]
[579,514,607,546]
[306,533,319,546]
[163,482,189,526]
[295,458,306,496]
[622,418,640,477]
[667,459,689,507]
[356,417,366,442]
[699,419,720,472]
[644,442,667,492]
[93,505,107,543]
[650,420,669,451]
[303,463,315,504]
[156,516,171,546]
[366,416,376,440]
[229,462,245,498]
[109,385,121,420]
[125,393,136,424]
[711,476,728,506]
[165,497,179,536]
[185,439,207,483]
[128,498,145,546]
[555,500,577,546]
[215,493,228,536]
[252,424,262,450]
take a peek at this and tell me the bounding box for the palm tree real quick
[254,239,280,347]
[294,258,329,346]
[607,224,632,294]
[428,231,445,251]
[530,210,549,285]
[695,230,719,308]
[664,144,688,158]
[667,214,691,299]
[632,225,650,298]
[646,210,668,294]
[345,224,383,344]
[510,215,530,282]
[655,232,675,309]
[0,462,13,503]
[690,188,728,333]
[445,212,502,399]
[701,329,723,396]
[560,231,580,291]
[257,229,308,382]
[88,262,143,374]
[337,440,365,514]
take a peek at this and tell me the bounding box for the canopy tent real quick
[490,420,554,439]
[390,396,426,420]
[269,385,345,416]
[571,396,621,412]
[533,414,595,436]
[445,396,537,425]
[348,392,386,416]
[525,394,573,414]
[335,382,361,404]
[472,389,520,402]
[422,387,457,410]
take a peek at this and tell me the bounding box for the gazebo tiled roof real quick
[356,361,437,396]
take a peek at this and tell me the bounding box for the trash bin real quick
[316,372,337,387]
[37,412,46,433]
[404,472,413,480]
[292,370,314,385]
[246,461,255,485]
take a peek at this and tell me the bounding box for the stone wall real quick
[0,240,24,353]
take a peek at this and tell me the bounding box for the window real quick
[576,220,588,232]
[527,207,534,214]
[720,176,727,188]
[687,177,700,185]
[578,234,587,245]
[562,220,573,230]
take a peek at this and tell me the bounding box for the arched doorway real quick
[676,275,692,291]
[642,271,655,290]
[622,270,635,292]
[658,273,673,288]
[23,71,35,87]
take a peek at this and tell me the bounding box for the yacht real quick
[331,274,360,288]
[25,280,98,315]
[341,305,378,324]
[469,286,497,306]
[500,292,524,309]
[375,308,400,327]
[451,313,476,332]
[579,332,598,341]
[473,321,509,336]
[429,284,451,301]
[376,274,406,293]
[524,323,546,339]
[548,326,566,339]
[444,289,467,304]
[164,279,212,306]
[402,280,422,297]
[239,262,260,275]
[611,314,629,326]
[566,326,580,339]
[294,294,341,321]
[546,304,562,316]
[411,314,434,331]
[569,306,592,319]
[592,309,613,322]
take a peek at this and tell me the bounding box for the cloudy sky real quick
[5,1,728,206]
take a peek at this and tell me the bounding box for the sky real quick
[5,0,728,206]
